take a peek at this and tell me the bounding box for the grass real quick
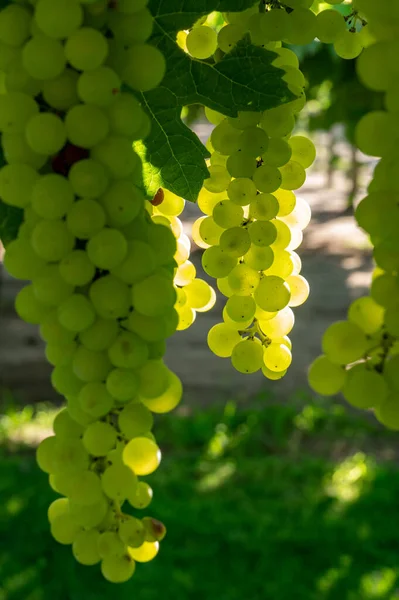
[1,394,399,600]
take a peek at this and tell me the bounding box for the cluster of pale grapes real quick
[309,0,399,428]
[0,0,182,584]
[191,46,314,379]
[183,0,365,63]
[149,189,216,330]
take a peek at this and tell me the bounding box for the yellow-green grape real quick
[47,498,69,523]
[228,111,261,130]
[217,276,234,298]
[51,512,82,545]
[184,278,213,309]
[255,305,277,321]
[249,193,279,221]
[281,197,311,230]
[231,339,264,374]
[205,106,225,125]
[219,227,251,257]
[334,31,363,59]
[244,245,274,271]
[83,421,117,456]
[343,363,388,409]
[210,153,228,167]
[101,554,136,584]
[101,463,138,502]
[128,541,159,563]
[192,217,210,248]
[262,365,287,380]
[286,8,317,45]
[228,263,260,296]
[254,276,291,312]
[202,245,237,278]
[263,343,292,372]
[279,161,306,190]
[217,23,245,53]
[211,120,242,154]
[347,296,384,335]
[213,200,244,229]
[371,273,399,309]
[226,295,256,324]
[356,42,392,92]
[252,164,282,193]
[262,138,292,168]
[227,177,258,206]
[375,394,399,430]
[140,371,183,413]
[186,25,217,59]
[316,9,346,44]
[274,188,296,217]
[207,323,241,357]
[259,306,295,338]
[97,531,126,560]
[261,104,295,138]
[223,306,253,330]
[383,356,399,392]
[264,250,294,279]
[272,47,299,69]
[204,165,231,193]
[308,355,347,395]
[260,8,290,42]
[226,151,257,178]
[119,517,146,548]
[286,274,310,307]
[128,481,153,510]
[198,216,224,246]
[123,437,161,476]
[174,260,196,286]
[270,221,290,250]
[355,111,395,157]
[289,136,316,168]
[384,305,399,337]
[72,530,101,566]
[238,127,269,157]
[321,321,369,365]
[248,220,277,247]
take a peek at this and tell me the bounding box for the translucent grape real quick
[308,355,347,395]
[343,364,388,409]
[228,263,260,295]
[249,193,279,221]
[220,227,251,257]
[248,220,277,247]
[252,164,282,193]
[227,177,258,206]
[207,323,241,357]
[202,246,237,278]
[322,321,369,365]
[186,25,217,59]
[263,343,292,372]
[231,339,263,374]
[254,276,291,312]
[123,437,161,476]
[226,295,256,323]
[72,530,101,566]
[334,31,363,60]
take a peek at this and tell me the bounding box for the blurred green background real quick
[2,394,399,600]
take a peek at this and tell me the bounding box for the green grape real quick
[32,219,74,262]
[0,163,39,208]
[68,470,104,506]
[77,66,120,108]
[138,360,169,399]
[211,120,241,155]
[123,437,161,476]
[46,340,77,366]
[286,8,317,45]
[108,331,148,369]
[322,321,368,365]
[22,34,66,80]
[2,132,46,170]
[271,219,292,249]
[186,25,217,59]
[248,220,277,247]
[15,284,48,324]
[226,295,256,323]
[108,92,146,138]
[184,278,214,309]
[4,55,41,96]
[89,275,130,319]
[128,541,159,564]
[69,496,108,529]
[308,355,347,395]
[140,371,183,413]
[72,529,101,566]
[249,194,279,221]
[343,363,388,409]
[79,318,119,351]
[272,47,299,69]
[375,394,399,430]
[199,216,224,246]
[227,177,258,206]
[32,265,73,306]
[355,191,399,239]
[261,105,295,139]
[128,482,153,510]
[53,408,84,439]
[132,273,176,317]
[142,517,166,543]
[205,107,225,125]
[106,368,139,402]
[64,27,108,70]
[51,513,82,545]
[42,68,80,110]
[69,159,110,198]
[65,104,109,149]
[289,136,316,168]
[67,199,106,240]
[384,355,399,392]
[213,200,244,228]
[127,309,177,342]
[356,42,392,92]
[219,227,251,257]
[122,43,166,91]
[244,245,274,271]
[262,365,287,380]
[36,435,57,474]
[259,306,294,338]
[355,111,395,157]
[52,438,90,474]
[279,161,306,190]
[91,135,139,178]
[72,346,111,382]
[59,251,96,287]
[48,498,69,523]
[35,0,83,39]
[252,164,282,193]
[228,263,260,295]
[3,237,45,280]
[274,188,296,217]
[32,174,74,220]
[101,181,142,227]
[217,23,245,53]
[101,462,138,502]
[262,137,292,167]
[263,342,292,372]
[238,127,269,157]
[0,4,30,46]
[108,8,153,43]
[101,555,136,584]
[118,403,154,440]
[316,9,346,43]
[228,111,260,130]
[223,306,252,330]
[231,339,263,374]
[254,276,291,311]
[0,92,38,134]
[202,246,237,278]
[111,240,155,285]
[384,305,399,337]
[204,165,231,193]
[119,516,145,548]
[52,364,84,397]
[334,31,363,59]
[58,294,96,332]
[207,323,241,357]
[78,382,114,418]
[226,152,257,178]
[348,296,384,335]
[371,274,399,308]
[286,274,309,307]
[97,531,126,559]
[264,250,294,279]
[259,8,289,42]
[175,260,196,286]
[83,421,117,456]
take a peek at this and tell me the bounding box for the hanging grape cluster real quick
[309,0,399,428]
[0,0,185,584]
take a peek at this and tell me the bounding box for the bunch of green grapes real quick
[149,189,216,330]
[0,0,180,584]
[192,44,314,379]
[309,1,399,428]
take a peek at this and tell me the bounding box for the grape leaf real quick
[137,1,296,202]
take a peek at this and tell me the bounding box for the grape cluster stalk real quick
[309,0,399,428]
[0,0,184,584]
